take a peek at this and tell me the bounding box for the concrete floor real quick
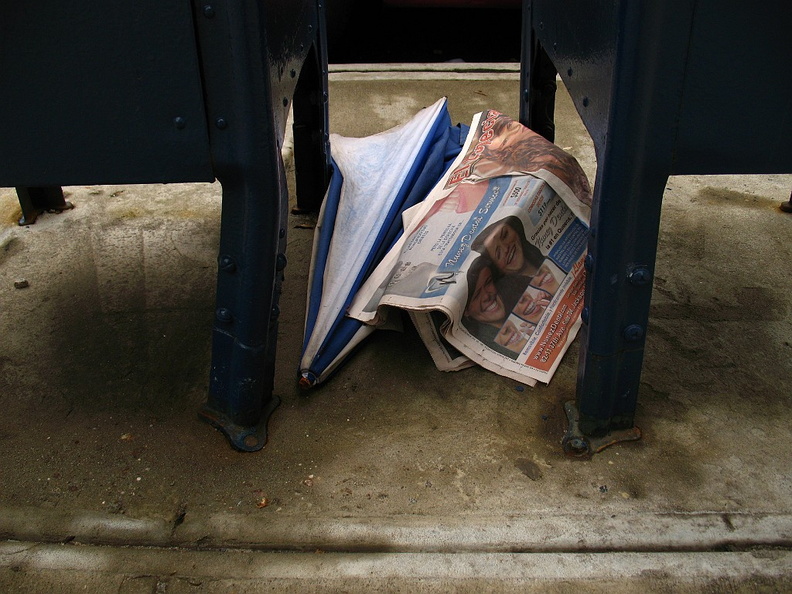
[1,65,791,591]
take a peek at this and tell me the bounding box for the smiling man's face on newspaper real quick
[464,266,505,324]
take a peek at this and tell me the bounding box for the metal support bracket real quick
[199,396,280,452]
[561,400,641,458]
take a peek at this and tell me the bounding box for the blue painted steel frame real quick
[0,1,331,451]
[193,0,331,451]
[520,0,792,447]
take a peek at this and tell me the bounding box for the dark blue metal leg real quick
[570,172,669,449]
[200,164,286,451]
[780,189,792,213]
[16,186,73,226]
[522,1,699,455]
[565,4,694,453]
[518,3,556,142]
[193,0,329,450]
[292,34,331,213]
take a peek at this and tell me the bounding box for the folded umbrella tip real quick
[299,371,318,389]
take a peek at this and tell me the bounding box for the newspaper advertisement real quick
[348,109,592,385]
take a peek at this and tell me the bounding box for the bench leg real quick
[192,0,330,451]
[199,163,287,451]
[780,189,792,213]
[16,186,73,226]
[518,4,556,142]
[292,34,331,213]
[565,160,669,456]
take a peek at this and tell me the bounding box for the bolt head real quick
[629,267,651,286]
[216,308,233,323]
[219,256,236,272]
[623,324,645,342]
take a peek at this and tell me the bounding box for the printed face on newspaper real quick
[348,109,591,385]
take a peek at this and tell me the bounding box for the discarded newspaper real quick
[348,108,592,385]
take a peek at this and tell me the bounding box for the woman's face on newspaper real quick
[488,119,524,153]
[465,266,505,324]
[516,288,551,324]
[483,221,524,274]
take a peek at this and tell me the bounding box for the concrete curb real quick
[3,505,791,553]
[0,506,173,548]
[173,511,792,553]
[2,541,791,591]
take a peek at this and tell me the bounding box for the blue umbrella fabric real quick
[299,98,468,387]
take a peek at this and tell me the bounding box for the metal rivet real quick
[216,308,233,323]
[581,307,590,324]
[623,324,644,342]
[628,267,651,286]
[215,117,228,130]
[202,5,215,18]
[173,117,186,130]
[584,254,594,272]
[219,255,236,272]
[276,253,288,271]
[308,24,313,32]
[279,228,286,238]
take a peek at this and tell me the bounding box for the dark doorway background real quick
[326,1,523,63]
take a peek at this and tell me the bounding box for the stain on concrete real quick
[651,286,785,322]
[695,186,785,210]
[515,458,543,481]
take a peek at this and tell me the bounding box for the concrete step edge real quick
[2,505,791,553]
[2,541,791,591]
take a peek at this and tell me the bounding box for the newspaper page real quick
[348,109,591,385]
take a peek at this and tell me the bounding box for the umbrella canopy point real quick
[299,372,318,389]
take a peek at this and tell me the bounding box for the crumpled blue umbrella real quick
[299,98,469,387]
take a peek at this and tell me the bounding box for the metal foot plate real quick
[198,396,281,452]
[562,400,641,458]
